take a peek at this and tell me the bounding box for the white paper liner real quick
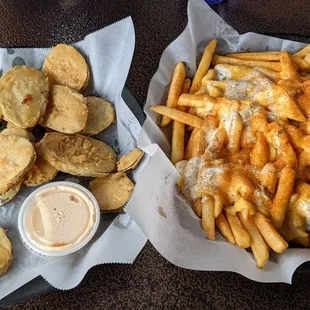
[126,0,310,283]
[0,17,147,299]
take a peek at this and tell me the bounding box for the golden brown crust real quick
[24,155,58,187]
[84,96,115,135]
[1,128,35,142]
[0,135,35,194]
[116,148,144,172]
[40,85,88,134]
[0,66,49,128]
[42,44,89,92]
[36,132,116,177]
[89,173,134,212]
[0,227,12,276]
[0,180,22,206]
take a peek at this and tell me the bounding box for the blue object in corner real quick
[204,0,225,5]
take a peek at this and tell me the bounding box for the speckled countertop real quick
[1,0,310,309]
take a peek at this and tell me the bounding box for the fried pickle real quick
[84,96,115,135]
[36,132,116,177]
[24,155,58,187]
[1,128,35,142]
[117,148,144,172]
[0,228,12,276]
[0,135,35,194]
[89,173,134,212]
[0,66,49,128]
[42,44,90,91]
[0,180,22,206]
[40,85,88,134]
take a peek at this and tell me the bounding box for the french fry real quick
[206,127,227,159]
[180,92,216,132]
[233,197,256,216]
[186,89,210,122]
[250,133,269,168]
[225,211,251,248]
[267,123,298,170]
[172,121,185,164]
[190,40,217,94]
[284,124,304,149]
[214,194,223,218]
[171,79,191,164]
[151,106,203,128]
[160,62,186,127]
[279,51,300,80]
[260,163,278,195]
[191,129,205,158]
[193,199,202,218]
[300,119,310,135]
[269,167,296,229]
[214,64,280,82]
[201,79,228,88]
[250,109,269,134]
[253,211,288,253]
[238,210,269,269]
[225,52,279,62]
[291,56,310,72]
[294,45,310,58]
[195,89,209,95]
[215,213,235,244]
[267,141,277,162]
[298,81,310,119]
[301,135,310,153]
[227,112,243,154]
[181,78,191,96]
[212,55,282,71]
[178,93,216,109]
[184,128,200,160]
[209,86,223,98]
[224,52,310,71]
[201,80,229,99]
[203,69,217,81]
[201,195,215,240]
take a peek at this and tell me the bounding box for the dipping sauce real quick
[18,182,100,257]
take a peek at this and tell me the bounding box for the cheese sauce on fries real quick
[151,43,310,268]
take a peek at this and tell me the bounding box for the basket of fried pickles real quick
[151,40,310,268]
[0,44,143,275]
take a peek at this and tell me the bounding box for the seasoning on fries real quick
[151,41,310,268]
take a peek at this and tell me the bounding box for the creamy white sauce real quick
[26,185,96,252]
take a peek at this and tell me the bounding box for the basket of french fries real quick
[127,0,310,282]
[151,41,310,269]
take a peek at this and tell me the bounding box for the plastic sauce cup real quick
[18,181,100,257]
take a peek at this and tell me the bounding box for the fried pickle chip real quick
[0,66,49,128]
[84,96,115,135]
[89,173,134,212]
[0,227,12,276]
[24,155,58,187]
[0,180,22,206]
[42,44,90,91]
[1,128,35,142]
[36,132,116,177]
[0,135,35,194]
[117,148,144,172]
[40,85,88,134]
